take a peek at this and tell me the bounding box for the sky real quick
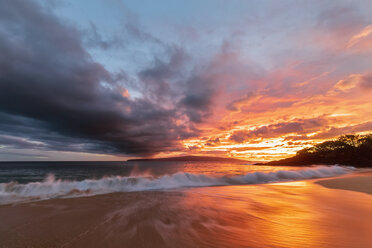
[0,0,371,161]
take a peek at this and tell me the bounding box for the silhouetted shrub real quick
[266,134,372,167]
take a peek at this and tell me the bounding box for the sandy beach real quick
[316,172,372,195]
[1,173,372,248]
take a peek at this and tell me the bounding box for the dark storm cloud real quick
[178,75,216,123]
[138,45,188,103]
[0,0,200,156]
[0,135,45,149]
[138,44,217,124]
[85,22,125,50]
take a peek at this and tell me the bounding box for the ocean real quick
[0,161,351,205]
[1,161,372,248]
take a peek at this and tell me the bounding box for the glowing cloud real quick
[347,25,372,48]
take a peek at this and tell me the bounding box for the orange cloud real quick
[332,73,372,93]
[346,25,372,49]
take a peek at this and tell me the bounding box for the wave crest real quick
[0,165,352,205]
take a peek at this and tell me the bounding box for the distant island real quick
[258,134,372,167]
[127,155,248,163]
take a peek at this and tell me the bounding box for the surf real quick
[0,165,353,205]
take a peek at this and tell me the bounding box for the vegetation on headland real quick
[260,134,372,167]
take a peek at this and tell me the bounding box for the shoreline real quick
[1,172,372,247]
[0,167,370,207]
[315,171,372,195]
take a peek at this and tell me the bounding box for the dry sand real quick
[316,172,372,195]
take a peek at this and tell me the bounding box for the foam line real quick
[0,165,352,205]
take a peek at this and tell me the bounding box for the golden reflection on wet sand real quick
[0,180,371,248]
[188,181,372,247]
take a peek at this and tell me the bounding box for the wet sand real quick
[316,172,372,195]
[1,179,372,248]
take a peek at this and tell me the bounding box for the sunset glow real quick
[0,0,371,161]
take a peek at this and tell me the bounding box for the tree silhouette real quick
[266,134,372,167]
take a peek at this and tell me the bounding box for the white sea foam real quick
[0,165,353,205]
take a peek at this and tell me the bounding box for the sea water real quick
[0,161,353,205]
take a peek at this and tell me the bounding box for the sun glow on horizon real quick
[0,0,371,161]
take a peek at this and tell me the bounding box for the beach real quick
[316,172,372,195]
[2,0,372,247]
[1,172,372,248]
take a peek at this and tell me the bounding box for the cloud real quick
[179,75,216,123]
[312,121,372,139]
[85,22,125,50]
[205,137,220,147]
[0,135,45,149]
[0,0,199,156]
[228,146,271,152]
[283,135,310,141]
[226,92,256,111]
[229,117,327,143]
[359,73,372,89]
[347,25,372,48]
[333,74,361,91]
[1,0,371,161]
[333,72,372,92]
[138,45,188,104]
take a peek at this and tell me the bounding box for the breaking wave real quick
[0,165,352,205]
